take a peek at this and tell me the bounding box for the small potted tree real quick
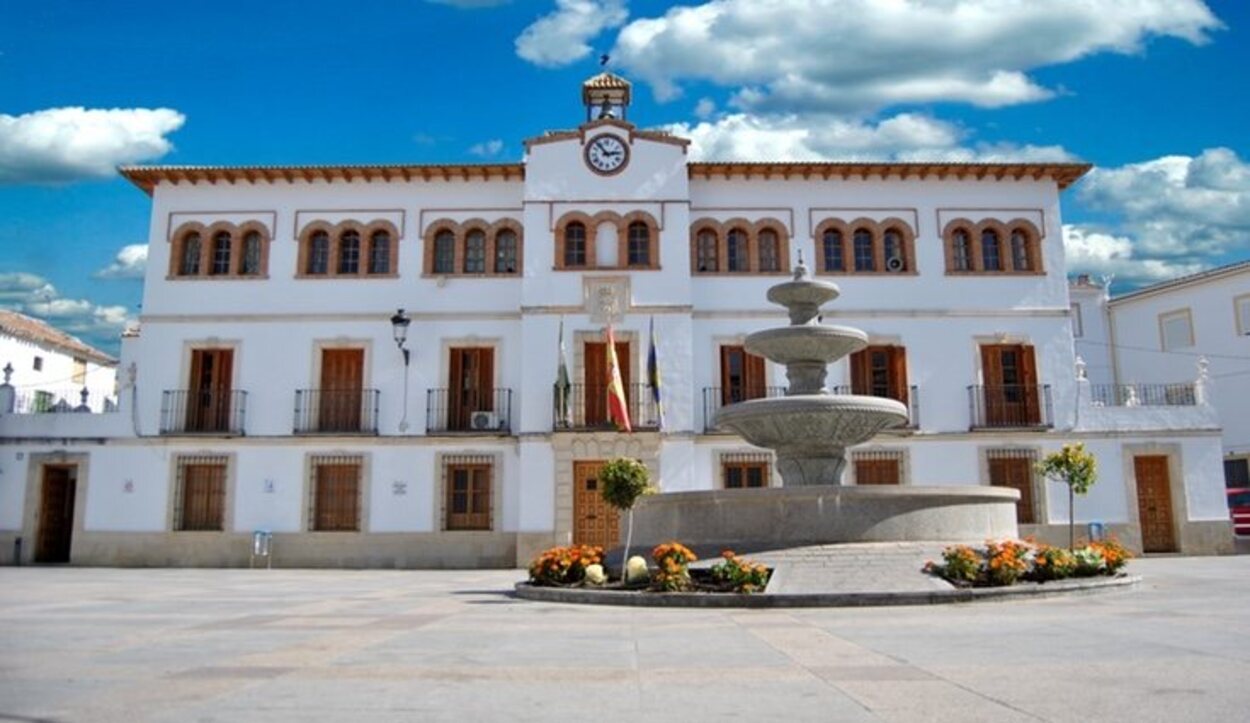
[1037,443,1098,550]
[599,457,653,582]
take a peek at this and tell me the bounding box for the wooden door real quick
[180,464,225,531]
[35,465,76,563]
[314,463,360,531]
[446,464,491,530]
[449,348,494,431]
[573,460,620,548]
[319,349,364,432]
[980,345,1038,425]
[855,459,900,485]
[720,345,766,405]
[583,341,630,427]
[850,346,908,404]
[1135,455,1176,553]
[187,348,233,432]
[989,457,1036,524]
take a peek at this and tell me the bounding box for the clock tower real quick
[582,71,631,122]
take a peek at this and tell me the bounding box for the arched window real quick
[981,229,1002,271]
[563,222,587,268]
[951,229,972,271]
[726,228,749,272]
[179,232,202,276]
[307,231,330,274]
[241,231,262,275]
[757,229,780,272]
[883,228,904,271]
[210,231,232,275]
[695,229,718,272]
[464,229,486,273]
[338,230,361,274]
[627,221,650,267]
[495,229,518,273]
[368,230,390,274]
[1010,229,1031,271]
[853,228,875,272]
[433,229,455,274]
[822,228,844,272]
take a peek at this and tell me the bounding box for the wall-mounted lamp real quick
[390,308,412,366]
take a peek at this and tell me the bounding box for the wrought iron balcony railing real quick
[968,384,1053,429]
[554,382,660,431]
[426,388,512,434]
[294,388,379,434]
[1088,383,1196,407]
[161,389,247,435]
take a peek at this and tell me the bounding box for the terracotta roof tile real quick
[0,310,117,365]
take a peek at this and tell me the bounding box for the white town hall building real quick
[0,74,1235,567]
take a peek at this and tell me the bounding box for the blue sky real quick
[2,0,1247,354]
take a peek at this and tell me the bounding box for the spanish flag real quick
[605,324,632,432]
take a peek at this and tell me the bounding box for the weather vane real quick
[600,53,610,67]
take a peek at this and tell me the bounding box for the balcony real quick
[12,387,117,414]
[968,384,1053,429]
[294,389,379,434]
[161,389,247,435]
[831,385,920,430]
[1088,383,1196,407]
[701,386,786,433]
[426,388,513,434]
[554,383,660,431]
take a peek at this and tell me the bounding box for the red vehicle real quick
[1229,488,1250,536]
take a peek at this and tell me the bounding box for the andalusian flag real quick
[554,317,571,427]
[647,316,664,430]
[605,324,632,432]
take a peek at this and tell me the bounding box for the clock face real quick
[584,134,629,175]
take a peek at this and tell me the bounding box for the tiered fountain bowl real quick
[630,259,1019,553]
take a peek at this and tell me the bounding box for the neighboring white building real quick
[1071,262,1250,490]
[0,310,117,414]
[0,74,1235,567]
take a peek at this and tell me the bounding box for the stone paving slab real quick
[1,557,1249,722]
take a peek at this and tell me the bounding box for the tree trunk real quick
[621,508,634,582]
[1068,485,1075,550]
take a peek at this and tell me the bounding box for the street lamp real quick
[391,308,412,432]
[390,308,411,366]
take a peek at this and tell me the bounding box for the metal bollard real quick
[13,537,21,566]
[251,530,273,569]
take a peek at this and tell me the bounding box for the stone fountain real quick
[629,255,1020,553]
[716,257,908,486]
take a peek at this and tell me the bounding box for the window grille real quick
[241,231,262,275]
[852,449,904,485]
[853,228,874,271]
[495,229,518,273]
[368,231,390,274]
[338,230,361,274]
[823,229,844,271]
[627,222,650,267]
[981,229,1002,271]
[443,455,493,530]
[726,228,749,272]
[433,230,456,273]
[986,449,1039,524]
[464,230,486,273]
[308,231,330,274]
[309,455,363,532]
[564,223,587,267]
[173,455,228,531]
[721,452,772,489]
[211,231,232,275]
[757,229,779,272]
[696,229,718,272]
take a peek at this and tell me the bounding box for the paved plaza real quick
[2,556,1249,722]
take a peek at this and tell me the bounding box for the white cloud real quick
[0,272,132,353]
[94,244,149,280]
[468,139,505,157]
[611,0,1221,113]
[693,97,716,120]
[666,112,1074,162]
[0,107,185,184]
[1062,225,1205,286]
[515,0,628,68]
[1078,147,1250,258]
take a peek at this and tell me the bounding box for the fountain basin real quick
[744,325,867,366]
[716,395,909,485]
[630,485,1021,554]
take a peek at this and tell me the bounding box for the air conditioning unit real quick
[885,256,905,272]
[470,411,501,430]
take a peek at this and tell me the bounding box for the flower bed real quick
[526,542,772,595]
[924,537,1131,588]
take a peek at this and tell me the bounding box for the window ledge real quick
[691,270,791,277]
[166,274,271,281]
[944,270,1047,276]
[814,270,919,277]
[421,272,522,279]
[552,265,663,272]
[294,273,402,280]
